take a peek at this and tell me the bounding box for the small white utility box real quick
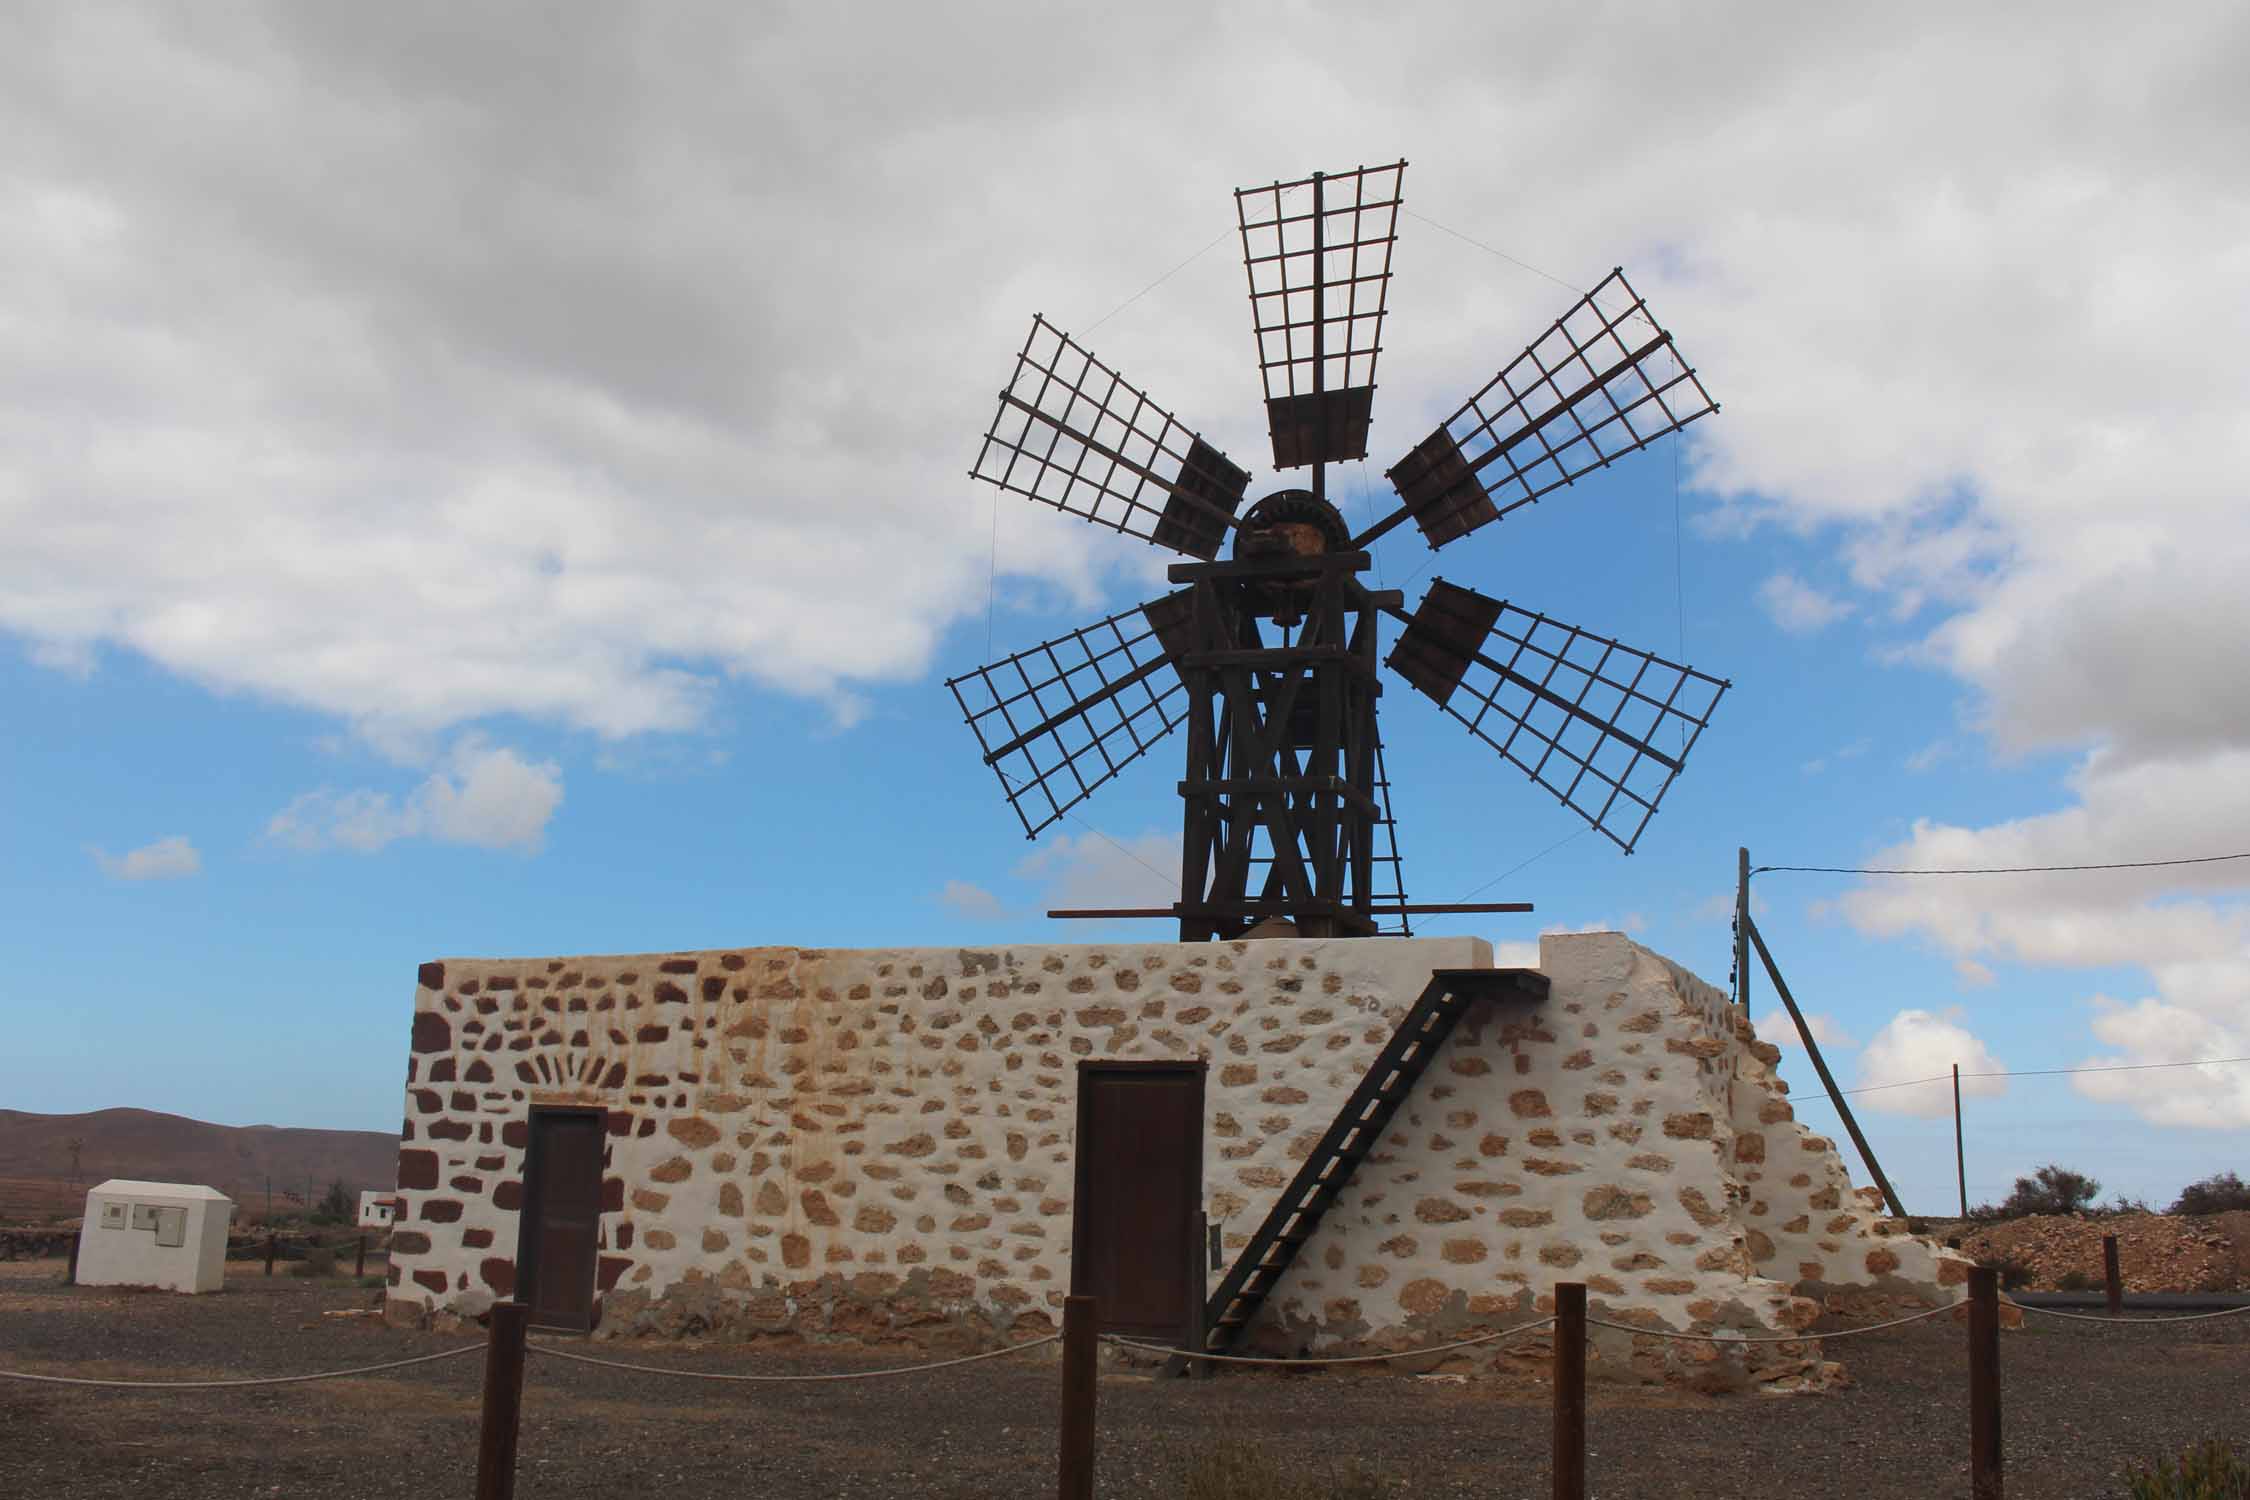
[76,1180,233,1293]
[357,1191,399,1230]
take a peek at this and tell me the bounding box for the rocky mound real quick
[1949,1211,2250,1293]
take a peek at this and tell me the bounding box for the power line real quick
[1792,1053,2250,1101]
[1755,851,2250,877]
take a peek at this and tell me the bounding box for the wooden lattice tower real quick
[949,161,1732,940]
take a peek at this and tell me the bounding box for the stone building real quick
[385,930,1966,1385]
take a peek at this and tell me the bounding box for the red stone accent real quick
[402,1120,416,1141]
[701,976,725,1003]
[448,1090,473,1111]
[514,1061,539,1083]
[635,1025,669,1044]
[417,961,446,990]
[494,1180,523,1211]
[397,1149,439,1190]
[420,1199,464,1223]
[653,981,688,1005]
[597,1256,631,1290]
[488,976,518,991]
[635,1119,655,1138]
[413,1269,447,1294]
[427,1058,456,1083]
[412,1089,442,1113]
[601,1178,624,1212]
[463,1227,494,1249]
[616,1223,634,1249]
[502,1121,528,1148]
[476,1154,505,1170]
[606,1111,632,1137]
[633,1073,669,1087]
[459,979,481,995]
[410,1012,451,1053]
[428,1120,471,1142]
[720,953,746,971]
[464,1059,493,1083]
[479,1258,517,1296]
[659,959,698,974]
[389,1231,433,1255]
[450,1175,484,1194]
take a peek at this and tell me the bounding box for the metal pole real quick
[1735,847,1751,1012]
[1744,914,1909,1219]
[2103,1234,2122,1316]
[1057,1296,1098,1500]
[1967,1266,2002,1499]
[475,1302,530,1500]
[1553,1282,1586,1500]
[1954,1063,1968,1218]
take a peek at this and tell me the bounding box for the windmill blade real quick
[1385,580,1728,853]
[1357,269,1719,551]
[1235,161,1406,470]
[946,591,1196,838]
[971,316,1250,560]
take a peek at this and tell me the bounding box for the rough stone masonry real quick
[385,930,1969,1387]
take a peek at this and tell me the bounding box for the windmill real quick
[948,162,1729,942]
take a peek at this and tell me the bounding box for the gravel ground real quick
[3,1259,2246,1499]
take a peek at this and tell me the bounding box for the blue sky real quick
[5,4,2246,1218]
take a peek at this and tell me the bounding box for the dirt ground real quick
[3,1259,2246,1499]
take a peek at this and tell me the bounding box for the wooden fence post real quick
[65,1235,79,1287]
[1057,1295,1099,1500]
[2102,1234,2122,1316]
[1553,1282,1586,1500]
[264,1232,277,1277]
[1968,1266,2002,1499]
[475,1302,530,1500]
[356,1234,368,1279]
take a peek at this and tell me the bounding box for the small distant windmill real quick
[948,162,1730,941]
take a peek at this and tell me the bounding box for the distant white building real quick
[77,1180,232,1293]
[357,1191,400,1230]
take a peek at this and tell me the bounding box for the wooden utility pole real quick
[1953,1063,1968,1218]
[1734,848,1752,1011]
[1744,915,1908,1219]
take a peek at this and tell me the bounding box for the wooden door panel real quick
[1072,1064,1204,1339]
[522,1110,602,1332]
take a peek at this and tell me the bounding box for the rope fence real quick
[524,1332,1059,1382]
[0,1343,481,1389]
[1103,1317,1554,1367]
[11,1264,2250,1499]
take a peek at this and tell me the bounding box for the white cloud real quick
[1015,830,1177,918]
[1757,573,1855,633]
[1855,1009,2006,1118]
[90,835,201,881]
[266,737,562,853]
[936,879,1008,921]
[1755,1009,1858,1051]
[1953,958,1996,988]
[0,3,2236,779]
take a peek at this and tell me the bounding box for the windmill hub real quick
[951,159,1731,942]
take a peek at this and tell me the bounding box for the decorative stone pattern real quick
[1247,932,1971,1388]
[385,938,1483,1343]
[384,932,1966,1386]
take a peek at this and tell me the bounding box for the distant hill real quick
[0,1108,399,1224]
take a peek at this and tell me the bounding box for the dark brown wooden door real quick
[519,1109,603,1332]
[1071,1063,1204,1339]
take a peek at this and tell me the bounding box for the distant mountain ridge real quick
[0,1107,399,1221]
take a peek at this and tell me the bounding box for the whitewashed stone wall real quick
[384,932,1965,1386]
